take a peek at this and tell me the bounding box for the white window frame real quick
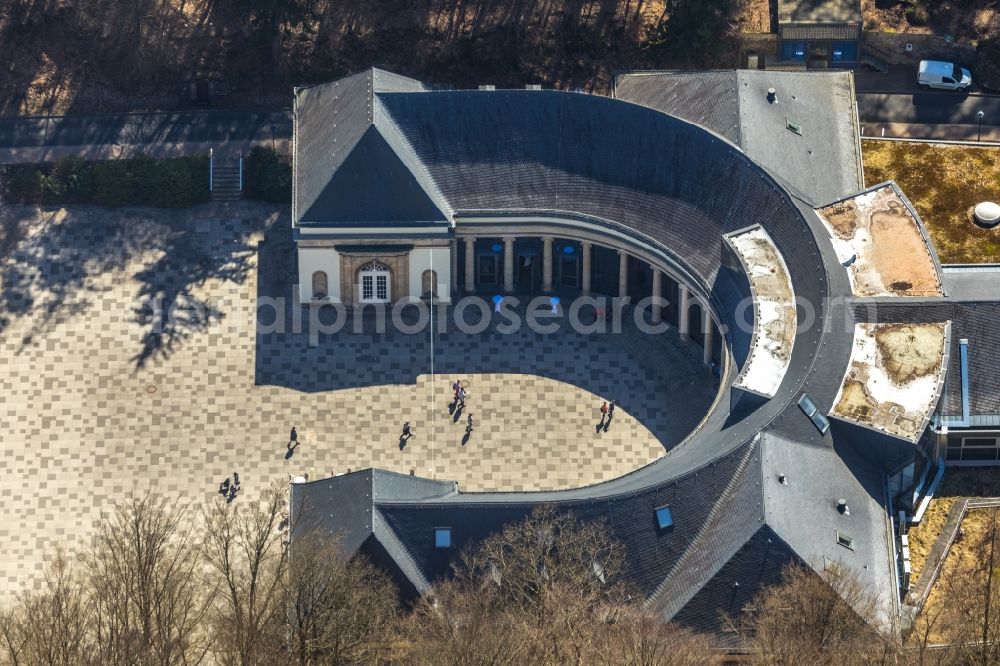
[358,262,391,304]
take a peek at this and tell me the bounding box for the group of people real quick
[219,472,241,499]
[452,379,468,408]
[599,400,617,431]
[451,380,473,437]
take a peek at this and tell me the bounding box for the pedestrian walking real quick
[288,427,298,449]
[233,472,241,491]
[402,421,413,440]
[465,413,474,435]
[452,379,461,397]
[600,401,608,420]
[608,401,616,418]
[457,387,467,407]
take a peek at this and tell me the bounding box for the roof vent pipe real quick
[767,87,777,104]
[837,499,850,515]
[778,473,786,484]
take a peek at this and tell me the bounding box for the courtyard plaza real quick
[0,202,719,600]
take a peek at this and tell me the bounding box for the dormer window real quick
[434,527,452,549]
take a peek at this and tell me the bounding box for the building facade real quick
[290,67,1000,642]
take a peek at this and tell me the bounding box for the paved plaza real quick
[0,202,718,600]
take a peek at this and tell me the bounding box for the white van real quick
[918,60,972,91]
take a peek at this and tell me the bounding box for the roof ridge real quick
[372,94,454,221]
[647,437,762,612]
[372,508,433,593]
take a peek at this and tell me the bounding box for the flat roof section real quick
[831,322,949,442]
[728,227,797,397]
[816,185,943,298]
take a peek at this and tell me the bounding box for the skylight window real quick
[798,393,830,435]
[786,118,802,135]
[655,506,674,531]
[836,531,854,551]
[434,527,452,549]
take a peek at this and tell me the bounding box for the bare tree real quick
[405,579,528,666]
[0,553,92,666]
[731,562,896,666]
[458,505,626,613]
[407,505,716,666]
[86,494,209,666]
[936,508,1000,666]
[588,601,716,666]
[281,533,400,665]
[202,483,289,665]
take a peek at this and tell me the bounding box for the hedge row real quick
[3,154,211,208]
[243,147,291,203]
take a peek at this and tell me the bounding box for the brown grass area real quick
[0,0,747,115]
[861,0,1000,41]
[908,469,1000,586]
[874,324,944,384]
[822,200,860,239]
[735,0,773,33]
[862,140,1000,264]
[867,198,942,295]
[913,507,995,644]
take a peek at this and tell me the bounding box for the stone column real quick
[678,284,691,342]
[450,239,458,298]
[581,241,592,295]
[464,237,476,293]
[618,250,629,299]
[542,236,554,293]
[503,237,515,292]
[702,308,713,365]
[651,268,662,324]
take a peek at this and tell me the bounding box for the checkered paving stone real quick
[0,203,719,601]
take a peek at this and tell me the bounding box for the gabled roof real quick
[290,468,458,593]
[760,433,897,628]
[614,70,864,206]
[293,68,451,226]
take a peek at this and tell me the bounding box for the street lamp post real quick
[978,111,985,142]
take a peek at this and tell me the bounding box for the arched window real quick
[358,261,391,303]
[311,271,328,299]
[421,269,438,298]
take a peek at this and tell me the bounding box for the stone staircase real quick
[211,162,242,202]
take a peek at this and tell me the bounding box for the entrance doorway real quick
[476,239,503,291]
[515,238,542,293]
[554,240,581,291]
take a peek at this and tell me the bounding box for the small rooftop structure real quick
[727,226,797,398]
[816,185,943,297]
[831,323,949,442]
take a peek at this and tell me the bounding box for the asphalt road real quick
[857,92,1000,126]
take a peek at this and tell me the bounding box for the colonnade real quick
[453,234,718,366]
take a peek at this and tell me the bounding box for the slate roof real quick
[288,68,1000,643]
[293,69,451,225]
[944,303,1000,417]
[614,70,864,206]
[778,0,861,24]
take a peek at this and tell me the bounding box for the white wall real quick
[297,247,341,303]
[408,247,452,303]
